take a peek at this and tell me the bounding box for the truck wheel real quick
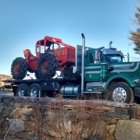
[37,52,58,79]
[29,83,41,97]
[108,82,134,103]
[16,83,28,97]
[11,57,27,79]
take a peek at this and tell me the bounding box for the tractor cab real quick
[35,36,75,70]
[35,36,62,58]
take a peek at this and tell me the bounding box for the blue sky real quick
[0,0,138,75]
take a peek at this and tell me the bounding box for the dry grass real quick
[0,96,105,140]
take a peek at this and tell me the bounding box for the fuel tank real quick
[60,84,81,96]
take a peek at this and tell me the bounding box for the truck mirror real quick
[94,50,100,63]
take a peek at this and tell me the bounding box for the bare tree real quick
[130,5,140,54]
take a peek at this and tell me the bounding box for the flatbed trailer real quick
[4,78,81,98]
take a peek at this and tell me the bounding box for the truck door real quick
[85,51,109,82]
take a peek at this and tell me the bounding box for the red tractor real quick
[11,36,76,79]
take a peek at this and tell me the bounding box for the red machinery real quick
[11,36,75,79]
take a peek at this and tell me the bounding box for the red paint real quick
[23,35,75,72]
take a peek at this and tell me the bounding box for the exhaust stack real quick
[81,33,85,95]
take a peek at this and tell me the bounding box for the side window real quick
[36,45,45,53]
[100,52,104,62]
[36,46,40,52]
[89,53,94,63]
[89,51,102,63]
[50,43,60,50]
[41,46,45,53]
[110,56,122,63]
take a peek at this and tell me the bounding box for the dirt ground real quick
[0,90,13,96]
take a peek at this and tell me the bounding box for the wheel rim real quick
[112,87,127,102]
[41,60,48,73]
[30,87,39,97]
[18,87,26,96]
[14,63,20,74]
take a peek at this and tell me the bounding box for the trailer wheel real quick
[37,52,58,79]
[29,83,41,97]
[16,83,28,97]
[108,82,134,103]
[11,57,27,79]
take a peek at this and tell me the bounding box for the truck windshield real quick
[105,55,123,63]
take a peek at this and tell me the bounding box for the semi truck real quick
[4,33,140,103]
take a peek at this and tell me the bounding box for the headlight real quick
[133,79,140,83]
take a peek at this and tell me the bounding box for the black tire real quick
[29,83,41,97]
[16,83,28,97]
[37,52,58,79]
[35,71,40,79]
[11,57,27,79]
[108,82,134,103]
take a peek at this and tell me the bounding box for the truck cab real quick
[83,45,140,103]
[85,47,124,82]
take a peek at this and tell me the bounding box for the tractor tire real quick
[37,52,58,79]
[108,82,134,103]
[11,57,27,79]
[35,71,40,79]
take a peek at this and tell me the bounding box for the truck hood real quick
[109,62,140,77]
